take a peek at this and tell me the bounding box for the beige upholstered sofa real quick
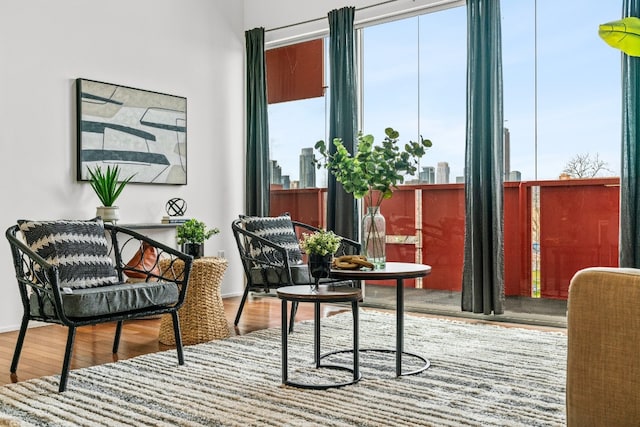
[566,267,640,426]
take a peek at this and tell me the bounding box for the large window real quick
[266,2,622,324]
[362,7,466,183]
[502,0,620,180]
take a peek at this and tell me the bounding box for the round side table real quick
[277,285,362,389]
[159,257,230,345]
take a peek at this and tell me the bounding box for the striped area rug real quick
[0,310,566,426]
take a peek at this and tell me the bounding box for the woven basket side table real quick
[159,257,230,345]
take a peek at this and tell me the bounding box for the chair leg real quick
[288,301,298,334]
[10,315,29,374]
[171,312,185,365]
[112,320,123,354]
[234,286,251,325]
[59,326,77,392]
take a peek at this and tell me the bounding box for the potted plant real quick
[87,165,135,223]
[176,219,220,258]
[315,127,432,269]
[300,229,342,290]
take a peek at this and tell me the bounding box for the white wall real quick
[0,0,246,332]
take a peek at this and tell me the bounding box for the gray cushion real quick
[250,264,311,285]
[241,214,303,265]
[17,218,118,289]
[29,281,179,318]
[250,264,349,286]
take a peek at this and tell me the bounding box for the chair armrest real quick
[5,225,64,320]
[105,224,194,305]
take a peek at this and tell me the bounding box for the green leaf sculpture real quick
[599,17,640,57]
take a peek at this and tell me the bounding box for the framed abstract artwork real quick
[76,78,187,185]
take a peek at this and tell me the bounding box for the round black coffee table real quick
[330,262,432,376]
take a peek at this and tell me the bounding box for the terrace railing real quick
[271,177,620,300]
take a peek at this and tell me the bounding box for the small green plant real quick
[299,230,342,256]
[87,165,135,207]
[176,219,220,245]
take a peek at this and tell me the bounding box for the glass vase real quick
[362,206,386,269]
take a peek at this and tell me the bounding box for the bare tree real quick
[562,153,612,178]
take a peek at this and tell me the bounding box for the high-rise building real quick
[420,166,435,184]
[281,175,290,189]
[270,160,282,185]
[508,171,522,181]
[504,127,511,180]
[436,162,450,184]
[299,147,316,188]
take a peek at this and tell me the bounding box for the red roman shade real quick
[266,39,324,104]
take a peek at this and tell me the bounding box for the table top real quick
[329,262,431,281]
[277,285,362,303]
[193,256,228,265]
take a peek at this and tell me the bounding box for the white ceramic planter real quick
[96,206,120,223]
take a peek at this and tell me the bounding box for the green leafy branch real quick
[314,127,432,208]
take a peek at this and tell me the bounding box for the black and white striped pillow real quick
[17,218,119,289]
[241,214,303,265]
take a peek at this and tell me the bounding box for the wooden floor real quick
[0,294,564,387]
[0,295,351,387]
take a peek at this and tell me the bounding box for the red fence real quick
[271,178,620,300]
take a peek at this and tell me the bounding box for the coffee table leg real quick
[396,278,404,377]
[352,300,359,380]
[314,302,321,368]
[281,300,288,383]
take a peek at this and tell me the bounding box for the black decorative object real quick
[166,198,187,217]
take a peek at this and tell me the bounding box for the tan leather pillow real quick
[125,242,160,279]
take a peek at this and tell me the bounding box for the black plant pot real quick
[309,253,332,279]
[182,243,204,259]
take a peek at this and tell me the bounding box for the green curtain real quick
[462,0,505,314]
[245,27,270,217]
[620,0,640,267]
[327,7,358,241]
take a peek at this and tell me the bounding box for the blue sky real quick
[269,1,621,183]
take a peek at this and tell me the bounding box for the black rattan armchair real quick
[6,219,193,392]
[231,214,360,328]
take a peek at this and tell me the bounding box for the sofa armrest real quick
[566,267,640,426]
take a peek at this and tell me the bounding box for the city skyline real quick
[271,126,524,186]
[271,150,526,188]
